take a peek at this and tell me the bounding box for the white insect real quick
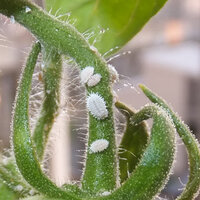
[87,73,102,87]
[90,139,109,153]
[80,66,94,84]
[10,16,15,24]
[101,191,111,196]
[87,93,108,119]
[108,64,119,83]
[15,185,23,192]
[29,189,35,196]
[25,6,31,13]
[90,45,98,53]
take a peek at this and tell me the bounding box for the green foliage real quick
[0,182,17,200]
[115,101,149,183]
[46,0,168,55]
[0,0,199,200]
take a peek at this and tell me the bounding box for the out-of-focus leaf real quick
[115,101,149,183]
[0,182,17,200]
[45,0,168,55]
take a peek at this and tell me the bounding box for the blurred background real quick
[0,0,200,199]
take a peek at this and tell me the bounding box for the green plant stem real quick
[12,42,81,199]
[115,101,149,183]
[33,49,62,160]
[90,105,175,200]
[0,156,33,197]
[139,84,200,200]
[0,0,117,193]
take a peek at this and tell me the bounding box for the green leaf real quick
[45,0,168,55]
[0,181,17,200]
[139,84,200,200]
[115,101,149,183]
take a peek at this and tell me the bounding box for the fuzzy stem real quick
[88,105,175,200]
[115,101,149,183]
[139,84,200,200]
[33,49,62,160]
[12,42,81,199]
[0,0,117,193]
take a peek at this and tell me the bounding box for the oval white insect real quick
[80,66,94,84]
[10,16,15,24]
[101,191,111,196]
[108,64,119,83]
[87,73,102,87]
[25,6,31,13]
[15,185,23,192]
[90,139,109,153]
[87,93,108,119]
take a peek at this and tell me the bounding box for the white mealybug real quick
[87,73,102,87]
[10,16,15,24]
[101,191,111,196]
[87,93,108,119]
[29,189,35,196]
[108,64,119,83]
[25,6,31,13]
[80,66,94,84]
[90,139,109,153]
[90,45,98,53]
[15,185,23,192]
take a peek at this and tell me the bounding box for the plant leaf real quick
[104,104,175,200]
[45,0,168,55]
[115,101,149,183]
[0,181,17,200]
[139,84,200,200]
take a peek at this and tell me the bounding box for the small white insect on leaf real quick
[25,6,32,13]
[90,45,98,53]
[10,16,15,24]
[108,64,119,83]
[101,191,111,196]
[90,139,109,153]
[87,93,108,119]
[80,66,94,84]
[29,189,35,196]
[14,185,23,192]
[87,73,102,87]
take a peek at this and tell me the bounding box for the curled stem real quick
[0,0,117,194]
[12,42,80,199]
[139,84,200,200]
[33,49,62,161]
[92,104,175,200]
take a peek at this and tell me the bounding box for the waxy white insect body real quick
[87,93,108,119]
[80,66,94,84]
[87,73,102,87]
[25,6,31,13]
[90,139,109,153]
[15,185,23,192]
[108,64,119,83]
[10,16,15,24]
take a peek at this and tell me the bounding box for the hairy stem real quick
[0,0,117,193]
[33,49,62,160]
[139,84,200,200]
[12,42,81,199]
